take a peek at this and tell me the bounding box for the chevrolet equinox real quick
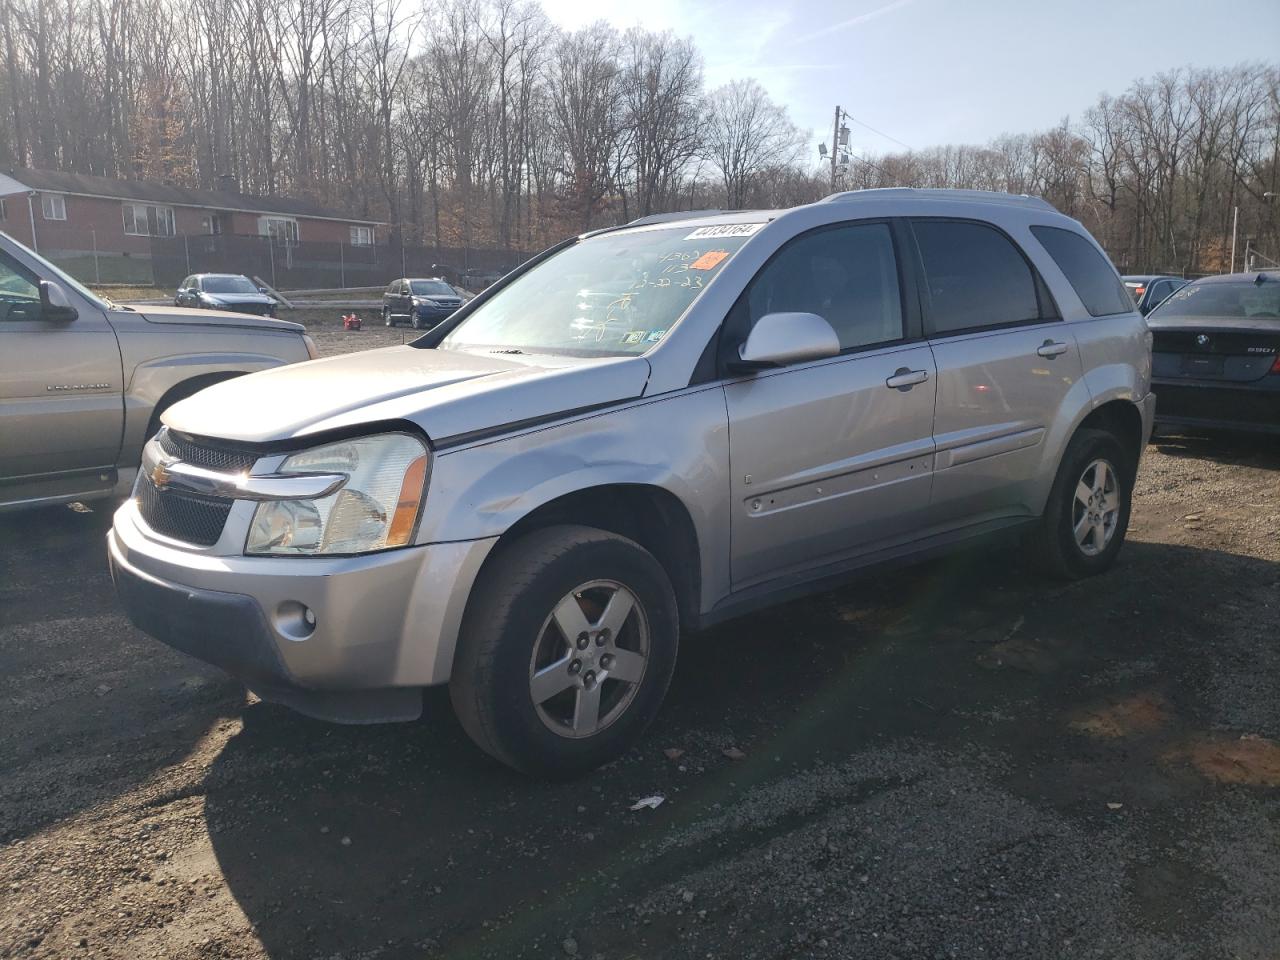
[109,189,1155,776]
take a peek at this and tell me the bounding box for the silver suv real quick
[109,190,1155,776]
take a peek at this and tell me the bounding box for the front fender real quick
[121,351,299,460]
[419,386,732,613]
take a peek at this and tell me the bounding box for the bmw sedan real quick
[175,274,278,317]
[1148,271,1280,435]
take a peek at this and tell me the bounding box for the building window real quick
[41,194,66,220]
[349,225,374,246]
[122,202,176,237]
[258,216,299,245]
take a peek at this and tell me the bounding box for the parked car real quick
[382,277,464,329]
[1147,270,1280,435]
[1122,274,1186,315]
[176,273,278,317]
[0,232,317,512]
[109,189,1154,776]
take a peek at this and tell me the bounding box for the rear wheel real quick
[450,525,679,777]
[1027,427,1133,579]
[383,307,394,326]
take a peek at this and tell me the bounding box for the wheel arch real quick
[1075,398,1144,476]
[476,483,703,632]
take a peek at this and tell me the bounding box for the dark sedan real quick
[175,273,277,316]
[1148,271,1280,435]
[382,277,463,329]
[1122,274,1186,315]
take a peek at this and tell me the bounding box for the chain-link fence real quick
[26,225,533,291]
[31,224,157,285]
[148,234,533,291]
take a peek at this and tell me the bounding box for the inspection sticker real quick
[684,223,764,240]
[690,250,730,270]
[622,330,646,344]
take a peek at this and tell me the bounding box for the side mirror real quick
[736,312,840,369]
[39,280,78,322]
[258,286,269,294]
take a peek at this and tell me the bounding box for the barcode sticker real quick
[684,223,765,240]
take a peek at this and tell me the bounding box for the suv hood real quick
[163,345,652,444]
[123,304,301,332]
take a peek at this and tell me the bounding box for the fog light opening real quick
[275,601,317,641]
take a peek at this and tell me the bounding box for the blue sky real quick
[540,0,1280,161]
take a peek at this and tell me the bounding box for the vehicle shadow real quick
[1151,430,1280,469]
[0,503,243,843]
[204,538,1280,958]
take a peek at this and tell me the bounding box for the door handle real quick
[885,367,929,390]
[1037,340,1069,358]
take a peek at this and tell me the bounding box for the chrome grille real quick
[136,474,233,546]
[158,431,258,473]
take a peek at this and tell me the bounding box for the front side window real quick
[350,225,374,246]
[122,202,176,237]
[41,194,66,220]
[913,220,1043,335]
[736,222,904,353]
[0,250,40,321]
[1031,225,1130,317]
[440,225,756,357]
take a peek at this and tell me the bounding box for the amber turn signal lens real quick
[386,454,428,547]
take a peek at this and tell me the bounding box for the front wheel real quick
[450,525,679,777]
[1026,428,1134,580]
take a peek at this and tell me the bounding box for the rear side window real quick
[912,220,1042,335]
[1031,226,1131,317]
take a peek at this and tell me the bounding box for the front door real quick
[0,249,124,481]
[723,221,937,589]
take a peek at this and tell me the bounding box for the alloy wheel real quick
[527,580,649,739]
[1072,458,1121,557]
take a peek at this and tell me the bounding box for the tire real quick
[411,314,425,330]
[383,307,394,327]
[450,525,679,778]
[1026,427,1134,580]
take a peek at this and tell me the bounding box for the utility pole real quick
[823,106,851,191]
[1230,205,1238,274]
[831,105,841,191]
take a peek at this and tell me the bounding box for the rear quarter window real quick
[1032,226,1132,317]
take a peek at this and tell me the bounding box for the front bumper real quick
[109,499,496,722]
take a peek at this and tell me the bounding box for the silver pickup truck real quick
[0,231,315,511]
[109,190,1155,777]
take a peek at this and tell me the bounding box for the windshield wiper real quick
[490,348,525,354]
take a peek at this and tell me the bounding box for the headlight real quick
[245,433,429,556]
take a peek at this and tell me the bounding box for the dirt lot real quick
[2,381,1278,957]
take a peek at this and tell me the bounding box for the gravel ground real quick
[1,384,1277,957]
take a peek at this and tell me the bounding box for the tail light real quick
[1271,354,1280,375]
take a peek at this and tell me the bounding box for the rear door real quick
[0,247,124,481]
[909,218,1082,525]
[723,220,937,588]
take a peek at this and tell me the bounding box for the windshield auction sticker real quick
[690,250,730,270]
[684,223,764,240]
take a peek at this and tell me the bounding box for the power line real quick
[843,113,913,152]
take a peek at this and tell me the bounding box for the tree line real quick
[0,0,1276,273]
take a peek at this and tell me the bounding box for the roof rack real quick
[820,188,1057,212]
[626,209,739,227]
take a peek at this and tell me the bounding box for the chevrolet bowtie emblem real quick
[151,461,173,489]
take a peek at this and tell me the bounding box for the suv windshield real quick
[1154,279,1280,319]
[440,225,757,357]
[410,280,454,296]
[203,276,258,294]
